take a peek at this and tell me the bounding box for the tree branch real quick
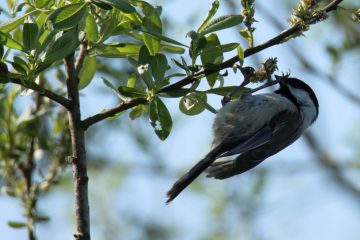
[8,77,71,109]
[81,0,344,129]
[81,98,148,130]
[64,54,91,240]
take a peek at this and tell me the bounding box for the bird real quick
[166,76,319,203]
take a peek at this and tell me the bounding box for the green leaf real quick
[95,43,141,58]
[160,44,185,54]
[201,34,222,87]
[240,28,252,43]
[137,63,154,90]
[204,86,249,96]
[138,45,150,65]
[179,92,207,116]
[102,77,119,93]
[48,3,87,30]
[23,22,39,52]
[200,15,243,35]
[142,14,162,56]
[84,13,99,42]
[129,104,147,120]
[149,53,167,84]
[8,61,26,74]
[197,0,220,33]
[7,221,26,229]
[149,97,172,140]
[159,88,191,98]
[0,45,4,58]
[220,42,239,52]
[0,11,37,33]
[36,30,57,56]
[79,56,97,89]
[118,86,147,98]
[13,56,29,71]
[132,0,157,16]
[127,73,137,87]
[237,45,244,65]
[139,28,188,48]
[42,30,80,66]
[95,0,136,13]
[91,0,113,10]
[34,0,55,8]
[0,31,23,50]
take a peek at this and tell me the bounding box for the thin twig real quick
[81,98,148,130]
[9,77,71,109]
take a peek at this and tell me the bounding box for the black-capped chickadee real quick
[166,77,319,203]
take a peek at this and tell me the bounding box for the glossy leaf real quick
[118,86,147,98]
[132,0,157,16]
[79,56,97,89]
[137,64,154,89]
[34,0,55,8]
[23,22,38,52]
[179,92,207,116]
[149,97,172,140]
[84,14,99,42]
[138,46,151,65]
[95,43,141,58]
[91,0,113,10]
[142,14,162,56]
[201,34,222,87]
[148,53,167,84]
[201,44,239,56]
[160,44,185,54]
[237,45,244,65]
[240,28,252,43]
[127,73,137,87]
[129,104,147,120]
[0,45,4,58]
[204,86,249,97]
[200,15,243,35]
[0,11,36,33]
[96,0,136,13]
[159,88,191,98]
[0,31,23,50]
[48,3,87,30]
[197,0,220,32]
[42,30,80,66]
[102,77,119,94]
[139,28,188,48]
[7,221,26,229]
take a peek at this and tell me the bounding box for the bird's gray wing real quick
[218,110,293,158]
[207,110,301,179]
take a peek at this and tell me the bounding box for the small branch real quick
[74,41,88,78]
[82,98,148,130]
[158,0,344,94]
[9,77,71,109]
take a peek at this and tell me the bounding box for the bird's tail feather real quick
[166,144,224,203]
